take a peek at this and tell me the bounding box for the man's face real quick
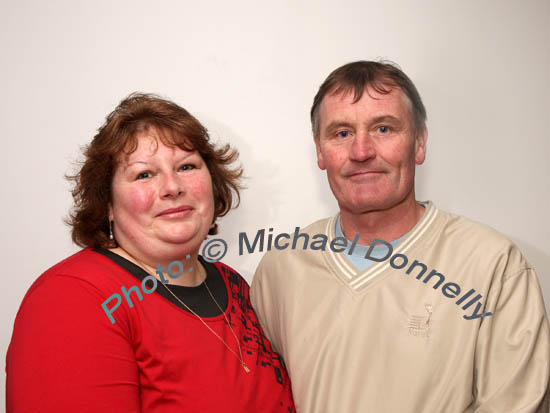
[314,86,427,214]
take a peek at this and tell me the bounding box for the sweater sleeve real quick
[474,268,550,412]
[6,273,141,413]
[250,256,282,355]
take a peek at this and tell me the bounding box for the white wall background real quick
[1,0,549,408]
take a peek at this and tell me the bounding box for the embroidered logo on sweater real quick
[408,304,433,338]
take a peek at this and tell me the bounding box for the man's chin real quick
[340,197,397,214]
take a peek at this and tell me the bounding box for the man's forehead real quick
[326,85,404,106]
[319,86,412,123]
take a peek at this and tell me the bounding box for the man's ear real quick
[414,126,428,165]
[314,136,326,170]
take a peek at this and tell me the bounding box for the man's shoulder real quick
[434,205,531,274]
[439,206,517,246]
[254,215,336,276]
[300,215,335,236]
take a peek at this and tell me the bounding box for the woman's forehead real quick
[119,130,195,163]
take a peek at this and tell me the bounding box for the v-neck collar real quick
[322,201,441,294]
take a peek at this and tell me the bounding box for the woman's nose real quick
[160,172,184,199]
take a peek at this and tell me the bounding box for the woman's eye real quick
[378,125,390,133]
[336,130,350,138]
[136,171,152,180]
[179,164,196,171]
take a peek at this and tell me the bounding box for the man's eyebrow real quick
[370,115,402,124]
[324,121,355,132]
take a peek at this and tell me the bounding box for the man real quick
[250,61,550,412]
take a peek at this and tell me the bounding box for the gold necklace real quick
[159,269,251,373]
[202,280,250,373]
[116,249,250,373]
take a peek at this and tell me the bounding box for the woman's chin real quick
[157,231,204,250]
[156,222,206,242]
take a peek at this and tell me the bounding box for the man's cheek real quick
[324,150,346,170]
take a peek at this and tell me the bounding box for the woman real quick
[6,93,296,412]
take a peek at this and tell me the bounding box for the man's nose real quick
[349,131,376,162]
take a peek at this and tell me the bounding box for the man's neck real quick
[340,196,425,245]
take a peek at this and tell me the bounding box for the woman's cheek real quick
[126,185,156,213]
[193,179,212,198]
[190,172,214,198]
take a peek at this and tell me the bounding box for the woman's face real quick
[109,129,215,263]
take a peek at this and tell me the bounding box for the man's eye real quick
[136,171,152,180]
[336,131,350,138]
[378,126,390,133]
[179,164,196,171]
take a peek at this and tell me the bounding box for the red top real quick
[6,248,295,413]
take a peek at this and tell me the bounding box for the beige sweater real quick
[251,202,550,412]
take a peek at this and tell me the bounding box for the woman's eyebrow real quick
[127,160,148,166]
[126,151,197,167]
[175,151,196,161]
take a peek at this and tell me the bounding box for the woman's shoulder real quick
[11,247,137,341]
[208,259,255,306]
[23,247,134,305]
[211,260,249,286]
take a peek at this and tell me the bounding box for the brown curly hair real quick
[66,92,244,248]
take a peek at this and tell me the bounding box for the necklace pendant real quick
[243,363,250,373]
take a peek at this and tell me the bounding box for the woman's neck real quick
[108,246,207,287]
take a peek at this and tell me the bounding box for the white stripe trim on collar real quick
[323,202,438,291]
